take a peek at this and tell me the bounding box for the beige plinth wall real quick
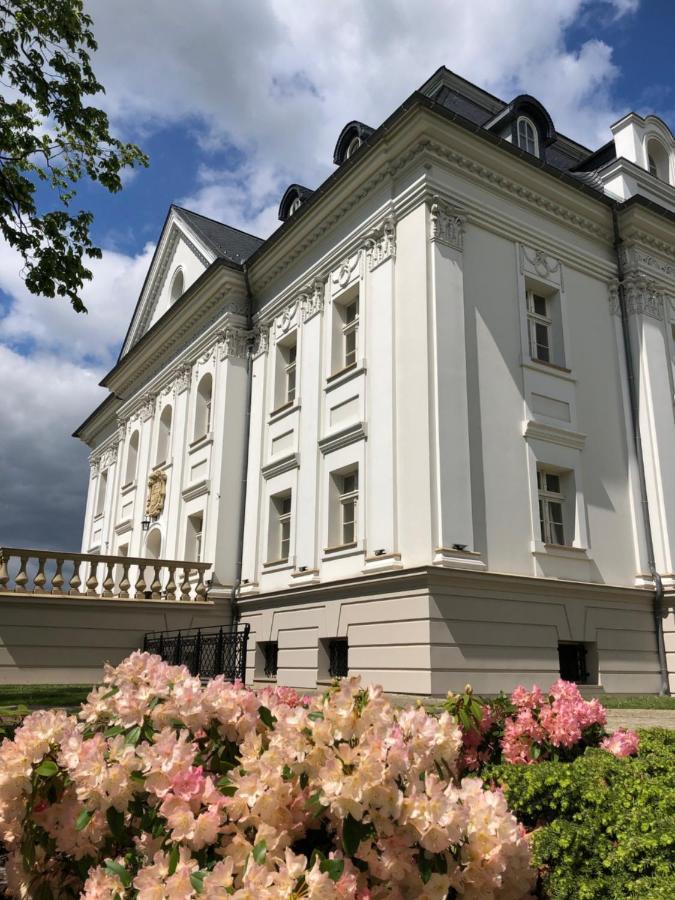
[0,593,229,685]
[239,567,664,696]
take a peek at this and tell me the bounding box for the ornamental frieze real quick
[252,325,269,358]
[275,299,299,337]
[364,216,396,271]
[608,277,665,321]
[218,326,249,360]
[520,244,563,286]
[331,250,361,290]
[300,278,326,322]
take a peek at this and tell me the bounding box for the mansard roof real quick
[172,206,263,264]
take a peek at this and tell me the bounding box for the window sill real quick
[325,359,366,392]
[189,433,213,453]
[522,359,575,382]
[262,558,294,573]
[322,541,363,561]
[269,399,300,423]
[532,541,590,559]
[93,513,104,522]
[152,459,172,472]
[120,480,137,496]
[254,677,278,684]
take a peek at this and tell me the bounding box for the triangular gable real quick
[119,207,218,358]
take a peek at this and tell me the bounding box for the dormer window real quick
[649,155,658,178]
[517,117,539,157]
[345,136,361,159]
[646,139,670,183]
[288,196,302,216]
[170,269,184,305]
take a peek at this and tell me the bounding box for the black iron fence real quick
[143,624,250,682]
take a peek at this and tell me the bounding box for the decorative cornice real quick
[318,422,367,455]
[261,452,300,480]
[523,419,586,451]
[519,244,563,286]
[428,195,465,250]
[364,215,396,271]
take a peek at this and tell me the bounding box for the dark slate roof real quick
[172,205,263,264]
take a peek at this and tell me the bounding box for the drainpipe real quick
[612,207,670,695]
[229,267,255,629]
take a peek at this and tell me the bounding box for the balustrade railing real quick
[0,547,212,602]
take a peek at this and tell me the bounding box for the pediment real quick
[119,208,217,358]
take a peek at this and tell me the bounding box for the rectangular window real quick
[262,641,278,679]
[340,471,358,545]
[527,291,551,363]
[558,642,589,684]
[328,638,349,678]
[186,512,204,562]
[343,298,359,368]
[95,470,108,517]
[268,491,292,564]
[537,469,566,545]
[285,344,297,403]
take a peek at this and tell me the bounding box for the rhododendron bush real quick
[0,653,536,899]
[446,680,639,769]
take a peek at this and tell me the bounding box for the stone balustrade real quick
[0,547,212,602]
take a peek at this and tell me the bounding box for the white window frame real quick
[285,343,297,404]
[526,290,552,364]
[288,196,302,216]
[339,470,359,546]
[517,116,539,157]
[345,135,361,159]
[537,468,567,546]
[186,512,204,563]
[342,298,359,369]
[194,374,213,440]
[95,469,108,518]
[266,491,293,566]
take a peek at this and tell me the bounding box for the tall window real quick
[646,139,670,182]
[517,117,538,156]
[170,269,184,305]
[186,512,204,562]
[526,290,552,363]
[156,405,172,465]
[339,470,358,545]
[95,469,108,517]
[343,298,359,368]
[278,496,292,561]
[124,430,139,485]
[194,374,212,440]
[285,344,297,403]
[537,469,566,545]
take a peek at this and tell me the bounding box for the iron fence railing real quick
[143,624,250,682]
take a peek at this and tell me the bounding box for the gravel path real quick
[605,709,675,731]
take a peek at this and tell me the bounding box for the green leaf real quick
[342,813,374,857]
[75,808,92,831]
[217,776,236,797]
[282,764,294,781]
[104,725,125,738]
[258,705,277,729]
[104,859,131,888]
[190,870,207,893]
[252,840,267,864]
[307,711,324,721]
[320,858,345,881]
[106,807,125,841]
[305,791,325,815]
[299,772,309,790]
[35,760,59,777]
[167,844,179,877]
[125,725,142,745]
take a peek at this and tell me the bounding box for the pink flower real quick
[601,729,639,758]
[170,765,205,801]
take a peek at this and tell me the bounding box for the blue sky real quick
[1,0,674,552]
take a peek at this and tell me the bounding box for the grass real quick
[0,684,92,710]
[599,694,675,709]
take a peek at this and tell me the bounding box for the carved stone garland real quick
[365,216,396,271]
[429,196,465,251]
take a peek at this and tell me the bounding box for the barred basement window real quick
[328,638,348,678]
[558,641,589,684]
[262,641,278,679]
[537,469,566,545]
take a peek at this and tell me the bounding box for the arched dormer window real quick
[194,373,212,440]
[517,117,539,157]
[345,135,361,159]
[156,405,172,465]
[288,196,302,216]
[646,138,670,183]
[170,269,184,305]
[333,121,374,166]
[124,430,139,486]
[278,184,314,222]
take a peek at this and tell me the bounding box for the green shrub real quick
[486,729,675,899]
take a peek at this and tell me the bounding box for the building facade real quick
[76,68,675,695]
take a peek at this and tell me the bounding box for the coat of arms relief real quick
[145,470,167,518]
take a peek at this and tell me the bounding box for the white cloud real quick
[86,0,639,234]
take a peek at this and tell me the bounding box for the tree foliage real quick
[0,0,147,311]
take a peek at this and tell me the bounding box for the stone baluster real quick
[165,566,177,602]
[195,569,207,601]
[150,565,162,600]
[85,562,99,597]
[180,567,192,601]
[118,562,130,599]
[0,552,9,592]
[69,559,82,595]
[14,554,29,592]
[51,557,65,594]
[33,555,47,593]
[102,561,115,598]
[134,567,147,599]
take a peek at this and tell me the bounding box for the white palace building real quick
[14,67,675,693]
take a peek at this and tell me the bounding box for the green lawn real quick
[599,694,675,709]
[0,683,92,710]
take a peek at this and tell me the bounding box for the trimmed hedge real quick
[486,728,675,899]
